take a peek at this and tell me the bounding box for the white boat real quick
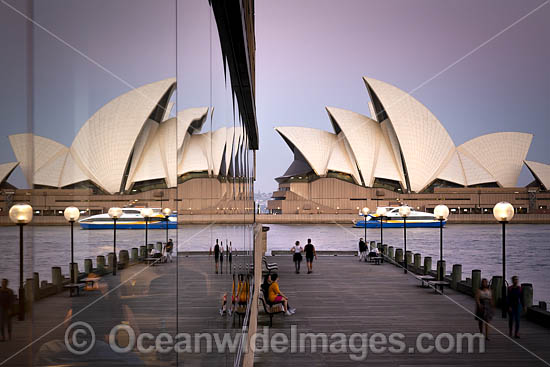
[354,207,445,228]
[79,208,177,229]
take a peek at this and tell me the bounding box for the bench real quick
[371,256,383,265]
[64,283,85,297]
[417,275,436,288]
[259,292,285,326]
[81,277,100,291]
[428,280,450,294]
[262,257,278,273]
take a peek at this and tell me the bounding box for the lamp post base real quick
[18,286,25,321]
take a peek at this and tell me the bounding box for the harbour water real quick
[0,223,548,303]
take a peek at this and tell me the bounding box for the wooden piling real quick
[405,251,413,267]
[472,269,481,293]
[84,259,93,274]
[437,260,446,280]
[388,246,394,259]
[131,247,139,262]
[423,256,432,275]
[491,276,503,307]
[414,253,421,269]
[119,250,129,267]
[140,245,147,258]
[395,248,403,263]
[522,283,533,314]
[52,267,63,292]
[451,264,462,289]
[97,255,106,271]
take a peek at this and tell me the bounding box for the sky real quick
[1,0,549,193]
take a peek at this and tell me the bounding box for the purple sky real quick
[1,0,548,193]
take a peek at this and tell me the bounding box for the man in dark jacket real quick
[507,275,523,338]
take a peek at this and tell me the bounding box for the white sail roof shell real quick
[436,150,467,186]
[0,162,19,184]
[525,160,550,191]
[363,77,456,192]
[275,127,334,176]
[69,78,176,193]
[458,132,532,187]
[326,132,360,182]
[9,134,68,187]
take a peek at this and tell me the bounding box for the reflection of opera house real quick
[0,79,254,218]
[268,77,550,217]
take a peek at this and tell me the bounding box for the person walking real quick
[228,242,233,274]
[508,275,523,338]
[165,239,174,263]
[219,242,224,274]
[291,241,303,273]
[211,239,220,274]
[0,279,14,342]
[304,238,317,274]
[358,238,366,262]
[474,278,494,340]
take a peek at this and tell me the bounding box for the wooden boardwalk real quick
[254,256,550,367]
[1,255,549,366]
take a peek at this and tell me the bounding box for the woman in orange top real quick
[268,274,295,315]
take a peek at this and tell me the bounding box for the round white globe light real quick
[433,205,450,221]
[399,205,411,218]
[108,207,123,219]
[64,206,80,222]
[376,207,387,216]
[493,202,514,222]
[140,207,154,218]
[9,204,33,224]
[361,207,370,216]
[162,207,172,216]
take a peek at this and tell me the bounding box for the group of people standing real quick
[290,239,317,274]
[475,275,524,340]
[210,239,233,274]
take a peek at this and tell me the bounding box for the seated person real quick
[268,274,296,316]
[368,246,380,259]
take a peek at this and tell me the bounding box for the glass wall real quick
[0,0,256,365]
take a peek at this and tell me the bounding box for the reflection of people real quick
[291,241,303,273]
[0,278,14,341]
[219,243,224,274]
[304,239,317,274]
[508,276,523,338]
[475,278,493,340]
[166,239,174,263]
[212,239,220,274]
[268,274,295,316]
[228,242,233,273]
[358,238,366,261]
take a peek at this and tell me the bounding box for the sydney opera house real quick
[268,77,550,217]
[0,78,255,218]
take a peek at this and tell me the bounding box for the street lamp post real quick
[399,206,411,274]
[361,207,370,246]
[376,207,387,247]
[108,207,123,276]
[64,207,80,284]
[141,208,154,249]
[434,205,450,281]
[493,201,514,318]
[9,203,33,320]
[162,207,172,244]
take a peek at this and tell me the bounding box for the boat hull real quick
[353,220,445,228]
[79,221,177,230]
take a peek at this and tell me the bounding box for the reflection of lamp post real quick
[399,206,411,274]
[9,203,33,320]
[64,206,80,284]
[434,205,450,281]
[108,207,123,276]
[162,207,172,244]
[140,208,154,249]
[376,207,387,247]
[493,201,514,318]
[361,207,370,246]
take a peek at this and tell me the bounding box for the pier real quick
[1,249,549,366]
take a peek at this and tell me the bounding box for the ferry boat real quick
[353,207,445,228]
[79,208,177,229]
